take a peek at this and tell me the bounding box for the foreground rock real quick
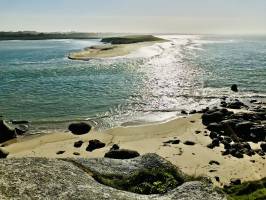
[0,154,225,200]
[68,122,91,135]
[0,120,17,143]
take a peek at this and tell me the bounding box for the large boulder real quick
[104,149,140,159]
[0,155,226,200]
[0,120,17,143]
[68,122,91,135]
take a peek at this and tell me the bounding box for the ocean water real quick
[0,35,265,131]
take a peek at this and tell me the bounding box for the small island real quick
[68,35,166,60]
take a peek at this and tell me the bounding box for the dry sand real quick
[4,114,266,187]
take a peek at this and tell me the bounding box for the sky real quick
[0,0,266,34]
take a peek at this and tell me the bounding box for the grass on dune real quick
[101,35,165,44]
[224,177,266,200]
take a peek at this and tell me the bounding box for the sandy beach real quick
[68,41,162,60]
[4,113,265,187]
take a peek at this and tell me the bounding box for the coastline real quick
[4,113,266,187]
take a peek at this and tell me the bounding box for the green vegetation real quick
[0,31,100,40]
[93,167,185,195]
[224,178,266,200]
[101,35,165,44]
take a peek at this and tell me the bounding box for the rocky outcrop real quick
[202,105,266,158]
[0,154,226,200]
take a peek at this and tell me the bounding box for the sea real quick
[0,35,266,133]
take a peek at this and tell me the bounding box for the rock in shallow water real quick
[0,154,226,200]
[231,84,238,92]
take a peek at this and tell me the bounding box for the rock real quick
[230,178,241,185]
[226,100,245,109]
[110,144,120,151]
[261,143,266,152]
[74,140,84,148]
[207,143,214,149]
[183,141,195,146]
[222,141,231,149]
[209,160,220,165]
[56,150,65,155]
[86,140,105,152]
[104,149,140,159]
[223,136,232,143]
[250,99,257,103]
[233,151,244,158]
[222,150,230,156]
[212,138,220,147]
[189,110,197,114]
[255,149,265,156]
[242,142,251,150]
[220,101,227,108]
[202,111,224,126]
[207,123,223,132]
[15,124,29,135]
[0,120,17,143]
[68,122,91,135]
[231,84,238,92]
[181,110,187,114]
[214,176,220,182]
[0,155,226,199]
[250,125,265,142]
[164,139,180,144]
[0,148,9,158]
[209,132,218,139]
[195,130,201,134]
[73,152,80,156]
[235,121,254,135]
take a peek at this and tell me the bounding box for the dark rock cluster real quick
[202,103,266,158]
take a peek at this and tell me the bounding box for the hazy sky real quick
[1,0,266,34]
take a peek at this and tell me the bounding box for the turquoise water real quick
[0,35,265,129]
